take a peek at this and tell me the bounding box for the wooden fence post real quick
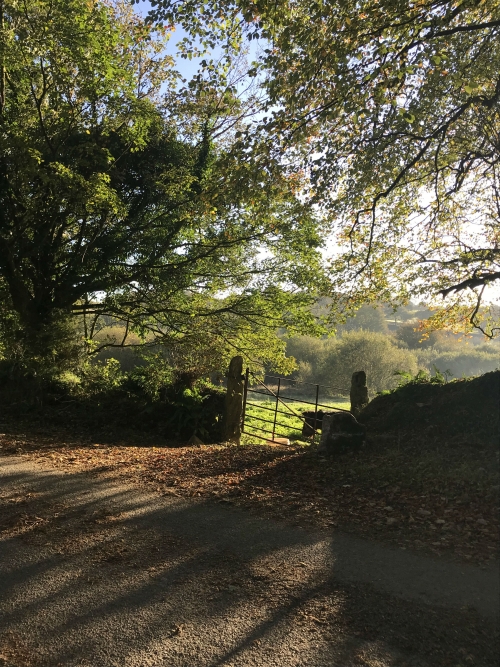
[224,355,244,443]
[350,370,369,417]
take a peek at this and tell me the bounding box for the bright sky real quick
[136,0,226,81]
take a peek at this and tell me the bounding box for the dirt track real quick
[1,457,499,667]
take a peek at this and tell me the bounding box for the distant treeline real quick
[285,304,500,395]
[91,303,500,396]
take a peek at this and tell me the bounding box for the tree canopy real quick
[0,0,326,377]
[149,0,500,336]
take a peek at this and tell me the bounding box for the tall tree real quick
[149,0,500,336]
[0,0,326,376]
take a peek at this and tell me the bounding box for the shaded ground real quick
[1,424,498,565]
[1,458,499,667]
[0,373,498,665]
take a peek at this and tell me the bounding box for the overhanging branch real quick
[439,271,500,298]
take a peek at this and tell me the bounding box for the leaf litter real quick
[1,424,497,566]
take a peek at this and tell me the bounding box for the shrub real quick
[319,331,418,394]
[417,349,500,379]
[286,336,326,375]
[394,321,463,350]
[161,385,226,442]
[77,358,124,395]
[339,304,389,334]
[287,331,418,394]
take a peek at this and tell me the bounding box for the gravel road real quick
[1,457,498,667]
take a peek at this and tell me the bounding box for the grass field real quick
[241,389,350,444]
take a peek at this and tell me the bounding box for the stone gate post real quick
[224,355,244,443]
[350,370,369,416]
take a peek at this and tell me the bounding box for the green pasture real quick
[241,389,350,444]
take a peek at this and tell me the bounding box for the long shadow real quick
[1,459,498,667]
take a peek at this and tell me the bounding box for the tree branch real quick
[439,271,500,297]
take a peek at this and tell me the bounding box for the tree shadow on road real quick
[0,460,498,667]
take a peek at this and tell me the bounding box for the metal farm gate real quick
[241,368,351,445]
